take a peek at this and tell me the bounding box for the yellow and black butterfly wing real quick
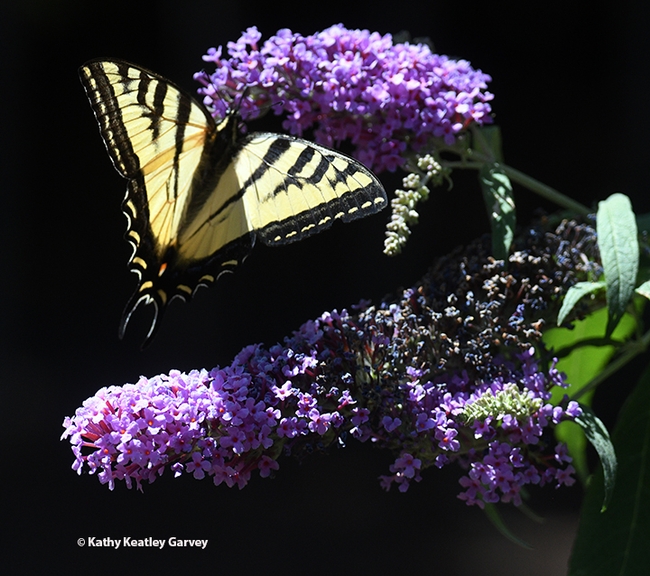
[176,132,388,262]
[234,133,387,246]
[80,59,387,346]
[79,59,254,344]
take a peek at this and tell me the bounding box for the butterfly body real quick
[80,59,387,345]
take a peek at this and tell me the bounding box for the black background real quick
[3,1,649,574]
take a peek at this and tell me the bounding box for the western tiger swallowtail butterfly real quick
[79,59,387,346]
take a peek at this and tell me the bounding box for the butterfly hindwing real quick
[80,59,387,345]
[175,131,387,260]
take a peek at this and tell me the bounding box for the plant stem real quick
[501,165,592,216]
[572,328,650,401]
[443,159,592,216]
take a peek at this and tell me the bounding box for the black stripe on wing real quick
[80,59,199,181]
[80,61,140,176]
[243,136,387,245]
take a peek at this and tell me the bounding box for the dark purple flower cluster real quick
[63,219,599,503]
[194,24,493,173]
[376,347,582,502]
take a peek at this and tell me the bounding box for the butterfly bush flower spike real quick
[195,25,493,252]
[384,154,449,255]
[63,218,597,507]
[196,25,493,173]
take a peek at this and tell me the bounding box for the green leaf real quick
[479,162,515,261]
[475,125,505,163]
[544,308,637,481]
[574,406,617,510]
[597,193,639,336]
[569,360,650,575]
[636,280,650,300]
[545,308,637,402]
[557,281,606,326]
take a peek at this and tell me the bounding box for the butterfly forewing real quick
[80,60,212,255]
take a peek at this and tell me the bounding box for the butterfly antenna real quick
[199,67,263,123]
[199,67,248,119]
[233,87,249,114]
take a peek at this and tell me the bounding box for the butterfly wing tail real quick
[119,291,165,349]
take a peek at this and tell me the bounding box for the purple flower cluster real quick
[62,321,580,503]
[376,347,582,503]
[63,218,598,501]
[62,340,350,491]
[195,25,493,173]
